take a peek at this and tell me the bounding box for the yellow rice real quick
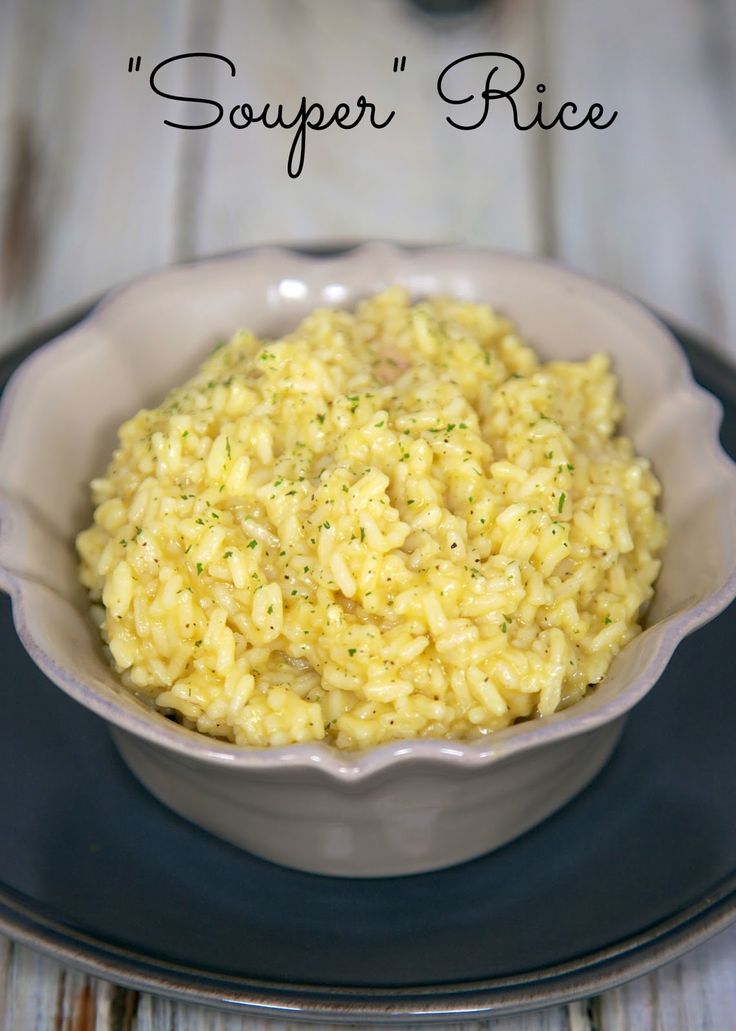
[76,288,666,750]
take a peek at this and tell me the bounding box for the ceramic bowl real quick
[1,243,735,877]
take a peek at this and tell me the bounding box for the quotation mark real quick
[127,56,142,73]
[392,56,407,73]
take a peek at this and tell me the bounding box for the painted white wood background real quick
[0,0,734,1028]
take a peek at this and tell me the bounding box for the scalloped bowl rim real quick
[0,242,734,783]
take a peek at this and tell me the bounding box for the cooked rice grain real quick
[77,289,666,749]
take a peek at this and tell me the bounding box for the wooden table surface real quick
[0,1,734,1027]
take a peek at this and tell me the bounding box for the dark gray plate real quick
[0,266,735,1023]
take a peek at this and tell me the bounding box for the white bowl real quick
[1,244,734,877]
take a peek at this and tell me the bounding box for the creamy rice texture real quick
[77,289,666,749]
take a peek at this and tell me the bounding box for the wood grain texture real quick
[545,0,736,358]
[0,0,733,355]
[187,0,545,257]
[595,921,736,1031]
[0,0,192,351]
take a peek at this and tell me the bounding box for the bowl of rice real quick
[1,243,734,876]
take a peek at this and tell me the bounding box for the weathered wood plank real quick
[1,940,64,1031]
[0,0,193,354]
[187,0,546,258]
[0,937,137,1031]
[594,920,736,1030]
[544,0,736,358]
[0,937,12,1024]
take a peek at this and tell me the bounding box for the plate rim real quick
[2,244,736,1021]
[1,875,735,1022]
